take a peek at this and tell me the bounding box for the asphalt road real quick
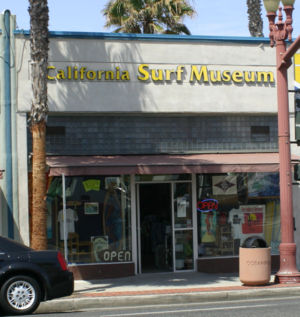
[11,294,300,317]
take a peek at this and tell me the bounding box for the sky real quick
[1,0,300,38]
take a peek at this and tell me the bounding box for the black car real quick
[0,236,74,315]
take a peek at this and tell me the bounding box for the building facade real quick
[1,11,300,279]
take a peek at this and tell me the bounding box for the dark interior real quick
[139,183,173,273]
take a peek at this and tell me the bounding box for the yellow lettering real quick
[87,70,96,80]
[244,71,255,82]
[121,71,130,80]
[67,66,72,80]
[257,71,274,83]
[105,71,114,80]
[151,69,163,81]
[98,71,105,80]
[57,69,66,80]
[138,64,150,81]
[165,69,174,81]
[232,71,243,83]
[222,70,231,82]
[190,65,208,82]
[47,64,275,86]
[80,67,86,80]
[296,55,300,86]
[296,65,300,86]
[116,67,120,80]
[73,66,78,80]
[47,66,56,80]
[210,70,222,83]
[176,65,185,81]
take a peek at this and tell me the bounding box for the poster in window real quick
[91,235,108,251]
[200,211,217,243]
[212,175,237,195]
[82,179,100,192]
[84,202,99,215]
[241,205,265,234]
[247,173,279,197]
[91,236,109,262]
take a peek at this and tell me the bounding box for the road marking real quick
[99,303,278,316]
[86,295,300,313]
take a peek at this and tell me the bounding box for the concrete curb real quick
[36,286,300,313]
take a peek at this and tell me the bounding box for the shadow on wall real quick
[46,37,156,113]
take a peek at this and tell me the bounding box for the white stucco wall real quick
[16,35,291,115]
[16,112,29,245]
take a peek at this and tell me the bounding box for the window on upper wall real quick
[251,126,270,142]
[46,126,66,135]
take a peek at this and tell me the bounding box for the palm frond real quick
[103,0,195,34]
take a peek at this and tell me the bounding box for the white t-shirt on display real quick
[58,208,78,240]
[228,208,243,240]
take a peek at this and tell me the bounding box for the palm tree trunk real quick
[31,123,47,249]
[29,0,49,250]
[247,0,264,37]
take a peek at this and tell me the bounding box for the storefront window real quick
[173,183,193,229]
[46,175,132,264]
[197,172,280,257]
[175,230,193,270]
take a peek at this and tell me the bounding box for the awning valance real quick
[46,153,291,176]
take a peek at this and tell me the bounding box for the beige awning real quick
[46,152,294,176]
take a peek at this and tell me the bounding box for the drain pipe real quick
[9,13,19,238]
[3,10,14,238]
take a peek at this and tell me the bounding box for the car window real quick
[0,236,32,252]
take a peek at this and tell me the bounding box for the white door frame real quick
[130,174,138,275]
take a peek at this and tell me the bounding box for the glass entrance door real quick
[173,182,194,271]
[138,183,173,273]
[137,180,194,273]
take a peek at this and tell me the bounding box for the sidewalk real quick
[37,272,300,314]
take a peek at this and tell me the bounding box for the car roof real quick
[0,236,32,252]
